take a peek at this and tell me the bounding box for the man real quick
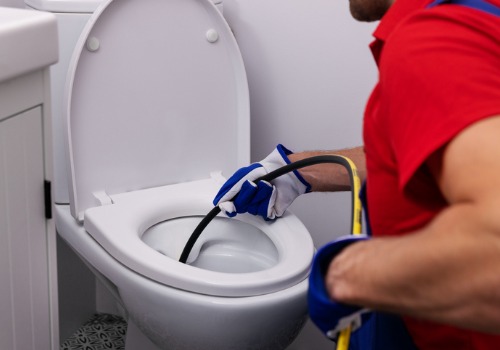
[213,0,500,348]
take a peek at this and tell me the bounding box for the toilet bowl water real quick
[143,216,278,272]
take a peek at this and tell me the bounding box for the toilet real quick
[27,0,315,349]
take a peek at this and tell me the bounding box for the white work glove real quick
[213,144,311,220]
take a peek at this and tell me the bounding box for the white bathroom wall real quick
[223,1,378,348]
[0,0,23,7]
[223,0,377,246]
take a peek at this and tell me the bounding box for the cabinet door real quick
[0,107,51,349]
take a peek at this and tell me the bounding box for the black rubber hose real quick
[179,155,358,264]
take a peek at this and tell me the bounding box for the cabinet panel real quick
[0,107,51,349]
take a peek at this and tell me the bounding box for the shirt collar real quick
[370,0,433,62]
[374,0,431,41]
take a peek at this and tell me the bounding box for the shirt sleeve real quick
[377,4,500,192]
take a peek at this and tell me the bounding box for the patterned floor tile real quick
[60,313,127,350]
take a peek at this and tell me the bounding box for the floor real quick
[60,313,127,350]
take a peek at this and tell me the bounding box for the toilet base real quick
[126,319,162,350]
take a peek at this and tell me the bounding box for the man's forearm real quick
[326,201,500,334]
[288,146,366,192]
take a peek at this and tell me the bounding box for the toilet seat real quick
[84,178,314,297]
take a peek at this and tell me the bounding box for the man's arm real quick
[324,116,500,334]
[288,146,366,192]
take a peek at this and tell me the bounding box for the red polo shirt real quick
[363,0,500,348]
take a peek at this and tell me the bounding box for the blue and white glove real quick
[308,235,372,340]
[213,144,311,220]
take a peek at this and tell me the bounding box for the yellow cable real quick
[335,156,362,350]
[337,327,352,350]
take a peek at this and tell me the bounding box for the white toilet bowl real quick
[30,0,315,348]
[56,178,314,349]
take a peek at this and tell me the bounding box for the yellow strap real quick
[334,156,362,350]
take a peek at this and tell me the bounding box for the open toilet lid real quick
[65,0,250,221]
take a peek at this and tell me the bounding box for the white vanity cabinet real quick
[0,7,58,350]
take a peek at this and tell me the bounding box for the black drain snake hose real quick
[179,155,361,264]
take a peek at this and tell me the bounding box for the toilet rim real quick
[83,178,315,297]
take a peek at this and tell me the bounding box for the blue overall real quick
[349,184,418,350]
[349,2,500,348]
